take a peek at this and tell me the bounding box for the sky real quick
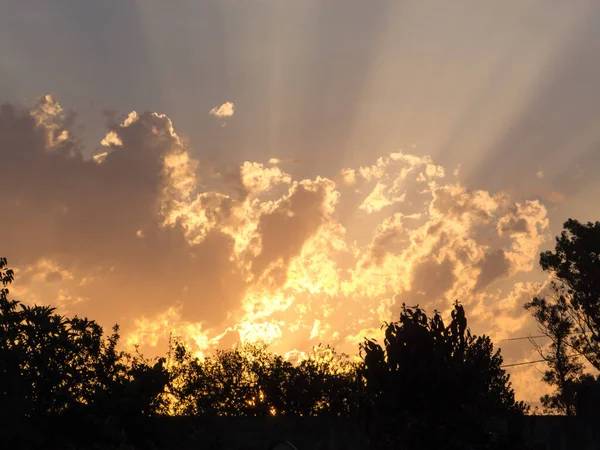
[2,0,600,406]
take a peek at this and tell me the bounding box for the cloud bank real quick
[0,95,551,402]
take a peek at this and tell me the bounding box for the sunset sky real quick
[2,0,600,405]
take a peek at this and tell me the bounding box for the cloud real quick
[240,162,291,196]
[475,250,510,291]
[251,178,339,283]
[338,168,356,186]
[16,258,75,285]
[209,101,235,118]
[547,191,565,203]
[357,152,444,214]
[268,157,301,165]
[359,181,406,213]
[498,201,549,273]
[56,288,87,313]
[93,152,108,164]
[0,95,552,405]
[0,95,247,331]
[100,130,122,147]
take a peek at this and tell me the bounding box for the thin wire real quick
[502,359,547,368]
[496,330,593,343]
[502,352,588,369]
[351,331,589,368]
[496,335,547,342]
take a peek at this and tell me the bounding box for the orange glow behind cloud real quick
[3,96,556,404]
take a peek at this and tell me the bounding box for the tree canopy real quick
[168,341,362,418]
[0,256,526,449]
[525,219,600,416]
[0,257,169,448]
[361,302,526,449]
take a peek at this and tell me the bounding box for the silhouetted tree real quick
[168,341,363,418]
[284,345,364,417]
[525,283,589,415]
[525,219,600,415]
[2,254,533,448]
[361,302,526,449]
[0,257,169,448]
[535,219,600,367]
[575,377,600,424]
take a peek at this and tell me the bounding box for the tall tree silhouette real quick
[525,283,591,415]
[361,302,526,449]
[525,219,600,415]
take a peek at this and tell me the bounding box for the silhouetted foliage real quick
[0,256,539,448]
[0,257,169,449]
[575,377,600,426]
[525,283,590,415]
[525,219,600,416]
[360,302,526,449]
[168,341,363,418]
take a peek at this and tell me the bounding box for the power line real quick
[495,330,593,343]
[496,335,551,368]
[501,352,591,369]
[502,359,546,368]
[496,335,547,342]
[494,332,596,369]
[350,331,590,369]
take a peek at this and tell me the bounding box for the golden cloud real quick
[209,101,235,118]
[1,95,554,405]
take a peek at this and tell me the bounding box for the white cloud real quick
[209,101,235,118]
[92,152,108,164]
[100,130,123,147]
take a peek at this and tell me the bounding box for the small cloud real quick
[93,152,108,164]
[453,164,461,177]
[547,191,565,203]
[426,164,445,179]
[240,161,291,196]
[57,288,86,310]
[136,230,145,238]
[268,157,300,165]
[100,130,123,147]
[339,168,356,186]
[209,102,235,118]
[536,170,544,179]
